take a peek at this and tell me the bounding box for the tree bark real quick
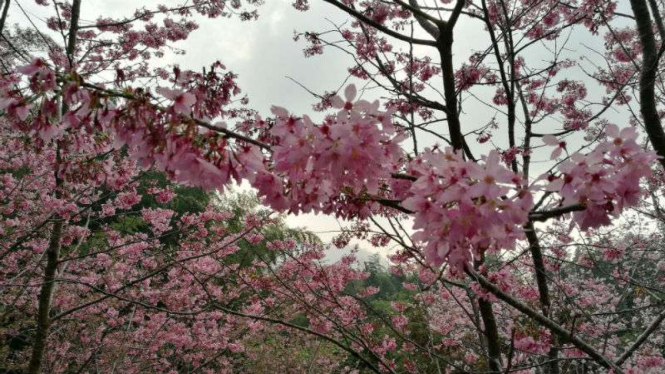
[474,258,503,373]
[629,0,665,170]
[27,2,80,371]
[0,0,10,35]
[436,25,465,152]
[477,298,503,372]
[525,222,560,374]
[66,0,82,66]
[26,219,63,374]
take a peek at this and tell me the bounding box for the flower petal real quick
[344,84,357,102]
[542,134,559,146]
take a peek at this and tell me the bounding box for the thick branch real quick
[0,0,10,35]
[529,204,585,222]
[396,0,443,25]
[478,297,503,372]
[615,308,665,366]
[525,222,560,374]
[629,0,665,170]
[321,0,437,46]
[26,219,63,374]
[448,0,466,28]
[436,25,464,151]
[407,0,440,38]
[66,0,81,66]
[25,3,81,371]
[474,255,503,373]
[466,267,624,373]
[646,0,665,41]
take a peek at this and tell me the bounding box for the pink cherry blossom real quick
[542,134,566,159]
[157,87,197,115]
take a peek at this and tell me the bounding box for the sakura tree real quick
[1,0,665,373]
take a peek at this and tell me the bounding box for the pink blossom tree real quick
[1,0,665,373]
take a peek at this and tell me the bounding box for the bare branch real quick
[615,308,665,366]
[629,0,665,170]
[0,0,10,35]
[321,0,437,46]
[406,0,440,38]
[466,267,624,373]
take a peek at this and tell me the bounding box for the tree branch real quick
[448,0,466,28]
[629,0,665,170]
[0,0,10,36]
[26,219,63,374]
[406,0,440,38]
[66,0,81,67]
[615,308,665,366]
[529,204,585,222]
[525,221,560,374]
[466,267,624,373]
[320,0,437,46]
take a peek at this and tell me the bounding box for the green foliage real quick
[214,188,320,267]
[136,170,210,215]
[110,215,146,235]
[360,254,403,301]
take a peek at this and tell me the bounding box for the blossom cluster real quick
[254,85,405,218]
[402,149,532,271]
[543,124,656,229]
[1,57,658,275]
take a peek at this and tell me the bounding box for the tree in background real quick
[0,126,330,373]
[0,0,664,373]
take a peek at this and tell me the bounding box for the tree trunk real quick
[629,0,665,170]
[26,219,63,374]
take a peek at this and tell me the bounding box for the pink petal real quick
[605,124,619,138]
[619,126,636,141]
[16,104,30,120]
[16,65,39,75]
[271,106,289,118]
[550,147,563,159]
[156,87,179,100]
[329,95,344,109]
[16,59,44,76]
[344,84,357,102]
[542,134,559,146]
[0,98,17,110]
[174,102,189,115]
[180,92,196,107]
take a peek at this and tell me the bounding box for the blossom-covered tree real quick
[1,0,665,373]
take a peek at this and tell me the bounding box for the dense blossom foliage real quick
[253,85,405,217]
[1,0,665,373]
[4,56,656,274]
[403,149,532,269]
[543,125,657,230]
